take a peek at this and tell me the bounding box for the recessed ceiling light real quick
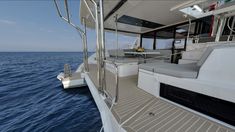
[193,5,203,12]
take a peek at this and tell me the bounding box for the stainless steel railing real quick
[53,0,89,72]
[54,0,107,95]
[104,60,119,103]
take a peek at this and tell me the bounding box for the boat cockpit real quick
[55,0,235,131]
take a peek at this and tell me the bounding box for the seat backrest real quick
[197,44,235,67]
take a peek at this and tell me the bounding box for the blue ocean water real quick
[0,52,102,132]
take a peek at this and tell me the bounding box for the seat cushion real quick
[139,44,235,78]
[139,62,165,72]
[139,62,199,78]
[154,63,199,78]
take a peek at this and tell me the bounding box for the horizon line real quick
[0,51,95,52]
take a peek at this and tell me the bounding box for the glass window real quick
[142,32,154,49]
[155,28,174,49]
[142,38,153,49]
[156,39,173,49]
[105,32,138,49]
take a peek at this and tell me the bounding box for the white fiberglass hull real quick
[57,72,87,89]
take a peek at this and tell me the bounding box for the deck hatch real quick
[160,83,235,126]
[117,15,163,28]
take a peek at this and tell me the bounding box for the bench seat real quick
[139,44,235,78]
[139,62,199,78]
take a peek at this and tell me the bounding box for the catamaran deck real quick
[88,64,234,132]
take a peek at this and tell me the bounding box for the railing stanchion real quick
[82,18,89,72]
[104,60,119,104]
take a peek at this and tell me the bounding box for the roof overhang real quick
[80,0,196,35]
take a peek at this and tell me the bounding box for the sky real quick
[0,0,137,52]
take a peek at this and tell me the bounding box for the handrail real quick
[54,0,84,35]
[104,60,119,104]
[64,0,70,23]
[89,0,107,96]
[90,0,103,93]
[53,0,89,72]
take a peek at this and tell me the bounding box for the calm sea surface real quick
[0,52,102,132]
